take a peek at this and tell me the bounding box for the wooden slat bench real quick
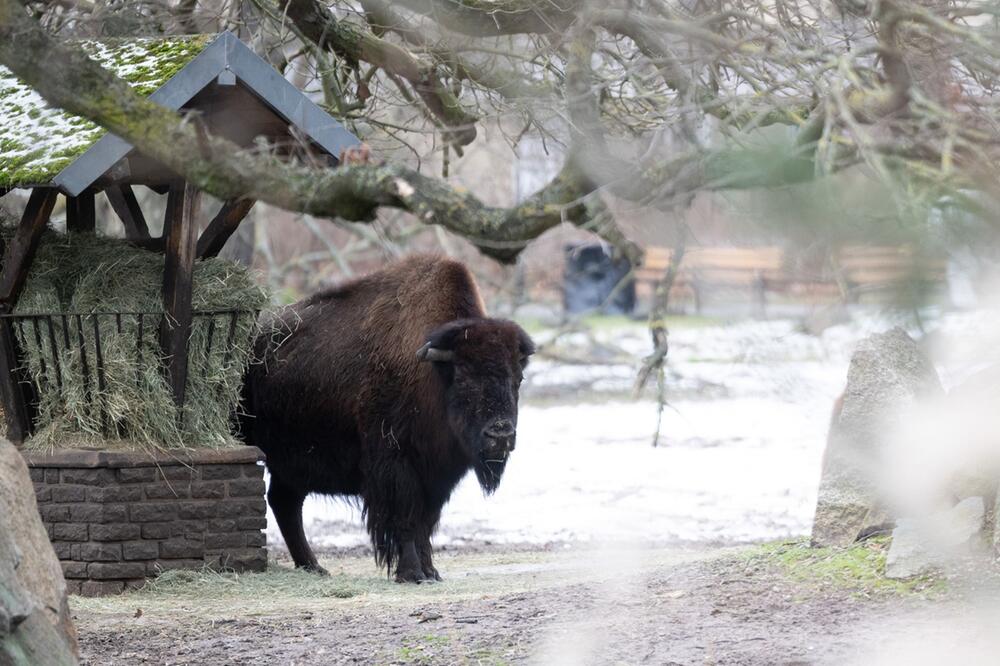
[835,246,947,292]
[636,245,948,313]
[636,246,785,314]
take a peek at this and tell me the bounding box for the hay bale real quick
[7,230,268,452]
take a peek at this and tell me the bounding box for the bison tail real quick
[362,503,399,576]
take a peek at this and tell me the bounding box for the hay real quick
[8,229,269,452]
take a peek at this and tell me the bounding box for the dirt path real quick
[73,543,946,665]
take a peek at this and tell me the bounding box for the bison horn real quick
[417,343,455,363]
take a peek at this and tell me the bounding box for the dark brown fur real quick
[241,255,534,581]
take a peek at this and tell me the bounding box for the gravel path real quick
[73,544,946,665]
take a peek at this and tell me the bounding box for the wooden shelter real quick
[0,31,360,444]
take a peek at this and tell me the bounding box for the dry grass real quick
[69,550,568,617]
[6,229,269,452]
[69,546,717,621]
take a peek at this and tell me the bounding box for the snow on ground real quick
[267,309,990,551]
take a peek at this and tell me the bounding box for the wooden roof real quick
[0,31,360,194]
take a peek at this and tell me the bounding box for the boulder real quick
[885,496,986,579]
[812,327,944,547]
[994,486,1000,557]
[0,439,78,664]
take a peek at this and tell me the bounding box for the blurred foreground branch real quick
[636,226,687,448]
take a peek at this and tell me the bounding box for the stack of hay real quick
[9,229,269,452]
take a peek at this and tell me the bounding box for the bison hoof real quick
[394,567,428,584]
[300,562,330,576]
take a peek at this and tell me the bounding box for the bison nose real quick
[484,419,515,439]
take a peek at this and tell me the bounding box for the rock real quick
[812,327,944,547]
[0,439,78,663]
[942,365,1000,503]
[885,496,986,579]
[994,486,1000,557]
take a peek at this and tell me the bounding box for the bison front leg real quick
[417,509,442,581]
[395,540,426,583]
[364,456,429,583]
[416,535,440,582]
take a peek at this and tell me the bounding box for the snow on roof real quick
[0,34,214,188]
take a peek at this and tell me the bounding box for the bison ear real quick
[417,342,455,363]
[518,328,536,368]
[418,320,469,362]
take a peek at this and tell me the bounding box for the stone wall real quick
[24,447,267,596]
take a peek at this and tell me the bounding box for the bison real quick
[241,255,535,582]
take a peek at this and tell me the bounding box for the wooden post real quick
[65,190,96,233]
[692,273,703,315]
[105,185,150,240]
[196,199,256,259]
[159,182,200,409]
[0,188,58,444]
[754,271,767,319]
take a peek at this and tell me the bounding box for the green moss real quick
[740,538,946,597]
[395,634,453,665]
[0,34,214,187]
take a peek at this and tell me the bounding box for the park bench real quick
[636,245,948,313]
[834,246,947,297]
[636,246,785,313]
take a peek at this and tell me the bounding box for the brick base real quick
[24,446,268,596]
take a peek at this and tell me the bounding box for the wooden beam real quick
[159,182,200,408]
[127,237,166,253]
[105,185,150,240]
[65,190,96,232]
[0,317,31,445]
[0,188,58,307]
[196,199,256,259]
[0,188,57,445]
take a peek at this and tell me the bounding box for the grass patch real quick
[396,634,452,665]
[741,538,945,597]
[467,648,512,666]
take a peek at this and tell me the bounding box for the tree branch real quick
[277,0,479,145]
[359,0,557,100]
[389,0,581,37]
[0,0,601,261]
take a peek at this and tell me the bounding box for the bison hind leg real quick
[268,476,328,575]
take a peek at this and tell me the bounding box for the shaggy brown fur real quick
[241,255,534,582]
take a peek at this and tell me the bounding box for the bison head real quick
[418,318,535,493]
